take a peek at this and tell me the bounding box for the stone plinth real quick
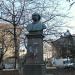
[0,69,19,75]
[24,33,46,75]
[26,34,44,64]
[23,64,46,75]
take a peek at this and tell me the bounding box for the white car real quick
[63,59,74,68]
[51,57,75,68]
[5,64,14,69]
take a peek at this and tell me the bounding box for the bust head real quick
[26,13,46,32]
[32,13,41,22]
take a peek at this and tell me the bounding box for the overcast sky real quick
[55,0,75,35]
[68,4,75,34]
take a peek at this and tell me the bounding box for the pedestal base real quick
[23,64,46,75]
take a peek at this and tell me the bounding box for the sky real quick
[55,0,75,35]
[68,4,75,34]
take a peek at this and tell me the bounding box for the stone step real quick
[0,69,20,75]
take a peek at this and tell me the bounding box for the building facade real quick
[52,31,75,58]
[0,23,21,69]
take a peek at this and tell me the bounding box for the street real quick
[46,67,75,75]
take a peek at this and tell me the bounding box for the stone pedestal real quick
[0,70,19,75]
[26,34,44,64]
[23,64,46,75]
[23,33,45,75]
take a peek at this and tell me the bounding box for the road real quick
[46,67,75,75]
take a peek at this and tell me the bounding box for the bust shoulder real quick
[27,22,46,32]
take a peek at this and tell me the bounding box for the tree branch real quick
[0,17,12,24]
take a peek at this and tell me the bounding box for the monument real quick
[23,13,46,75]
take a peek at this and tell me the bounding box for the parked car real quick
[5,64,14,69]
[51,57,75,69]
[63,58,75,69]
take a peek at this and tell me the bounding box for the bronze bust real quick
[26,13,46,33]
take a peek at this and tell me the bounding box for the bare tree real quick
[66,0,75,9]
[0,0,26,68]
[0,28,14,69]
